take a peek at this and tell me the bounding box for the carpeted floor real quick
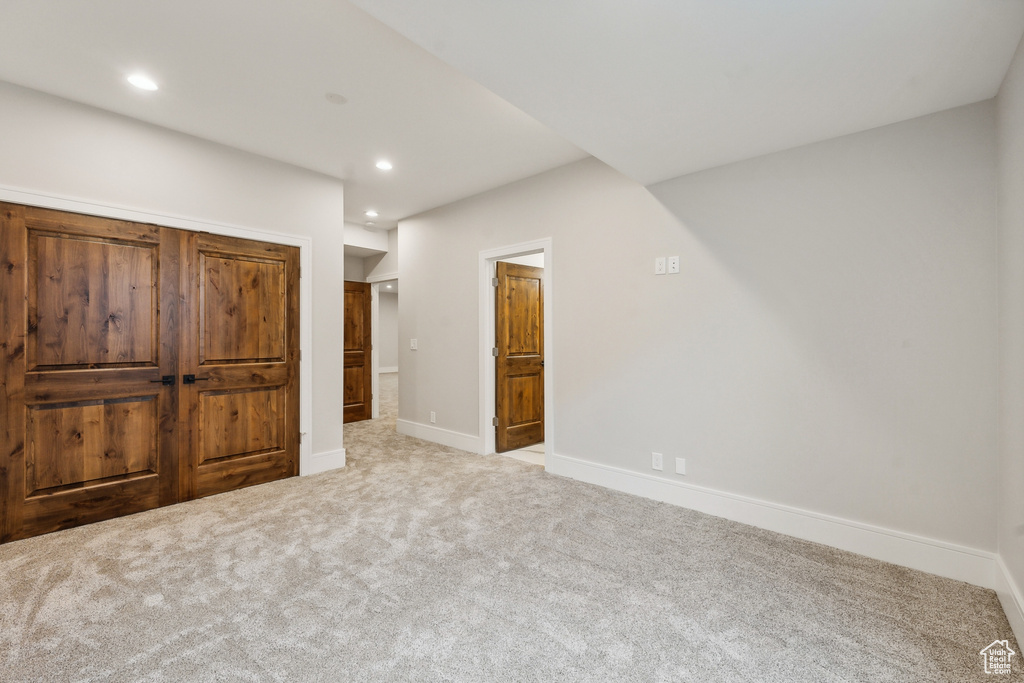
[0,372,1020,681]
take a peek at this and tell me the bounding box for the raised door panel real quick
[495,262,544,453]
[1,203,179,542]
[200,254,286,363]
[343,281,372,423]
[26,397,158,494]
[29,234,158,369]
[182,233,298,500]
[198,387,284,464]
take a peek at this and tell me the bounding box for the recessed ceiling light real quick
[325,92,348,105]
[366,222,376,227]
[386,284,392,289]
[365,210,378,218]
[127,73,158,91]
[375,160,393,171]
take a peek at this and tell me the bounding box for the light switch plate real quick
[668,256,680,274]
[655,257,666,275]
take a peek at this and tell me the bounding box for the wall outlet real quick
[430,411,436,424]
[410,338,418,350]
[668,256,680,274]
[652,452,663,471]
[654,257,666,275]
[675,457,686,475]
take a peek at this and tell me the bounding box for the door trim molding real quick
[478,238,553,459]
[0,185,316,475]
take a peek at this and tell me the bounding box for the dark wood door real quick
[343,281,372,423]
[180,232,300,499]
[0,204,180,542]
[1,203,301,542]
[495,261,544,453]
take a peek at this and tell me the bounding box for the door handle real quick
[150,375,175,386]
[182,374,210,384]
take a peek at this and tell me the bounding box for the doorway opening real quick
[479,239,553,467]
[371,279,399,421]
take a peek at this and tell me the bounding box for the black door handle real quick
[150,375,175,386]
[182,374,210,384]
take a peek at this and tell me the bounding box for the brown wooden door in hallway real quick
[343,281,372,423]
[0,203,299,542]
[495,261,544,453]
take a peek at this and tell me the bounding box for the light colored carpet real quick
[0,372,1020,681]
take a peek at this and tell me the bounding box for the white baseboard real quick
[996,556,1024,644]
[378,366,398,374]
[302,448,346,476]
[547,452,998,591]
[396,419,481,454]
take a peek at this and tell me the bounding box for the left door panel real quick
[1,204,179,542]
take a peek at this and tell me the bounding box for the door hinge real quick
[298,266,302,278]
[491,277,498,287]
[298,349,302,361]
[299,432,305,443]
[492,416,499,427]
[492,347,498,357]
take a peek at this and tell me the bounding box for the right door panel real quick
[180,232,299,500]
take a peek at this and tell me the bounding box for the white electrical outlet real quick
[410,338,418,350]
[654,257,666,275]
[675,457,686,475]
[430,411,436,424]
[668,256,680,274]
[652,452,663,471]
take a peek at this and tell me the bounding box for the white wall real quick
[365,228,399,280]
[0,81,347,469]
[997,34,1024,639]
[344,255,366,282]
[500,253,544,268]
[345,221,389,253]
[379,291,399,369]
[399,101,998,558]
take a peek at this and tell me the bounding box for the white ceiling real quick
[0,0,585,229]
[351,0,1024,185]
[1,2,1022,226]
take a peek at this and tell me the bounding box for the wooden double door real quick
[0,203,299,543]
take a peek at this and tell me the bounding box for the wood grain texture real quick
[198,387,283,463]
[26,397,158,494]
[343,281,372,423]
[185,232,298,500]
[28,233,157,369]
[199,254,285,363]
[2,204,299,541]
[2,204,177,541]
[495,262,544,453]
[0,203,28,542]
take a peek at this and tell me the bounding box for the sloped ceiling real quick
[2,1,1022,223]
[0,0,586,228]
[350,0,1024,185]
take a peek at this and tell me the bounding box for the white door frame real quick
[478,238,553,460]
[0,186,316,473]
